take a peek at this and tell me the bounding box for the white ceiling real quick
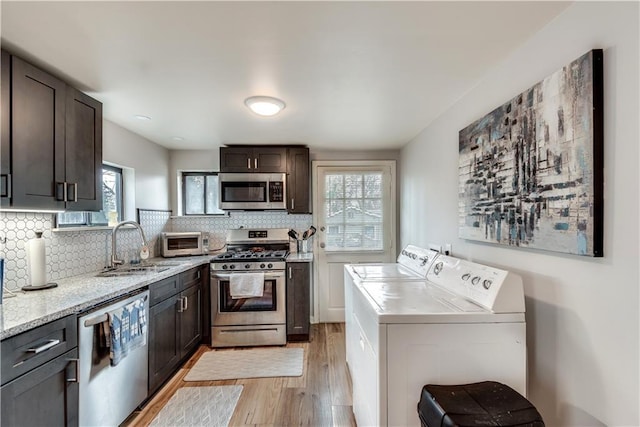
[1,1,570,151]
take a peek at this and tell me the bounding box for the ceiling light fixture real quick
[172,136,184,141]
[244,96,286,116]
[134,114,151,121]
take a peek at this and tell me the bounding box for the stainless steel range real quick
[210,228,290,347]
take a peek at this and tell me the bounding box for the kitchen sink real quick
[96,264,172,277]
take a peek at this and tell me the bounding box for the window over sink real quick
[56,165,124,228]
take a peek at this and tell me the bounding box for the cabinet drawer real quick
[179,265,205,292]
[1,348,79,427]
[1,315,77,385]
[149,274,180,306]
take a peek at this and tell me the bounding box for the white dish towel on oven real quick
[230,273,265,299]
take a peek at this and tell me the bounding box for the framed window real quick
[182,172,224,215]
[56,165,123,227]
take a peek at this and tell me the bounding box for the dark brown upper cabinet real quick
[220,146,287,173]
[65,87,103,211]
[286,147,310,213]
[1,50,10,205]
[0,51,103,211]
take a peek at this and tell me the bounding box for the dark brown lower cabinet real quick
[1,348,79,427]
[148,294,181,395]
[286,262,311,341]
[148,266,206,395]
[179,282,202,356]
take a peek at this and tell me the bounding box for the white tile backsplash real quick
[0,210,311,291]
[170,211,312,252]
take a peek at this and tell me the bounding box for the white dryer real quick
[344,254,527,427]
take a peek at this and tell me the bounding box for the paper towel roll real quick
[26,232,46,287]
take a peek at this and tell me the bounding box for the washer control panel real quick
[396,245,441,277]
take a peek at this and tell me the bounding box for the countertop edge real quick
[1,257,211,340]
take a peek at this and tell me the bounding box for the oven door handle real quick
[212,272,284,280]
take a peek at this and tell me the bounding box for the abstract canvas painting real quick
[458,50,603,257]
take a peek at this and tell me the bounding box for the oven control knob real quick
[245,264,251,269]
[229,265,236,270]
[222,265,228,270]
[267,263,273,269]
[483,279,493,290]
[260,263,266,269]
[471,276,480,285]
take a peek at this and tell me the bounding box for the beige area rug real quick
[184,347,304,381]
[149,385,242,427]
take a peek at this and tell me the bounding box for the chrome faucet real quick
[111,220,148,268]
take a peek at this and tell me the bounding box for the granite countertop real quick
[0,256,211,340]
[286,253,314,262]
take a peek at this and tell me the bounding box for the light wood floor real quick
[125,323,356,427]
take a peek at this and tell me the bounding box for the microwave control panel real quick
[269,181,284,202]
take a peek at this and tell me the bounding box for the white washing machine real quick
[344,254,527,427]
[344,245,440,368]
[346,245,440,282]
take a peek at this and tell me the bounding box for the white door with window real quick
[312,161,396,322]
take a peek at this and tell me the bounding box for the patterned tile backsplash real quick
[172,211,313,252]
[0,210,312,291]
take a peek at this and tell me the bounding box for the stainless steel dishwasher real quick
[78,290,149,426]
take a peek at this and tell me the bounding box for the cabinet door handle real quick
[177,297,184,312]
[67,182,77,202]
[291,198,295,210]
[247,158,251,169]
[66,358,79,383]
[0,173,10,198]
[254,158,258,169]
[27,339,60,354]
[56,182,66,201]
[183,295,188,311]
[289,267,292,279]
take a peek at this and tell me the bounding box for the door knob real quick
[320,226,325,232]
[320,242,326,248]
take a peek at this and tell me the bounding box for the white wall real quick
[400,2,638,426]
[169,149,220,215]
[103,119,171,211]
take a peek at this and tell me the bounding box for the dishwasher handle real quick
[82,293,149,327]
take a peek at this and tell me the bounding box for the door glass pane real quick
[185,175,205,215]
[323,171,384,251]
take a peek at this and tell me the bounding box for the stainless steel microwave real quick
[218,173,286,210]
[161,232,209,257]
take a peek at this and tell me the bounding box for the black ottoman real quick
[417,381,544,427]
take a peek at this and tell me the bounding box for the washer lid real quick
[350,263,426,281]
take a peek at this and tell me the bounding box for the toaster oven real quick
[161,232,209,257]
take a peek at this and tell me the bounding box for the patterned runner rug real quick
[184,347,304,381]
[149,385,242,427]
